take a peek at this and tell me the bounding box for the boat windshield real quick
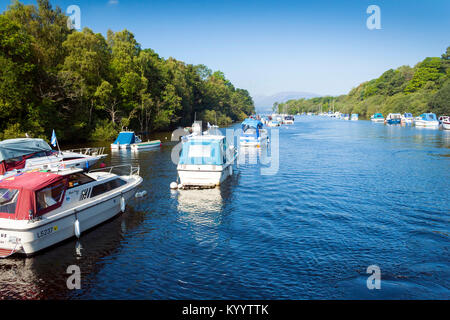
[0,188,19,214]
[36,181,66,212]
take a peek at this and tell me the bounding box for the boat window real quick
[0,188,19,214]
[188,145,212,158]
[67,173,95,189]
[36,182,66,212]
[90,178,127,198]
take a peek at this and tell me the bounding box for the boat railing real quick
[89,164,140,177]
[63,147,106,156]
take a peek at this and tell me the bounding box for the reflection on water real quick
[177,188,223,214]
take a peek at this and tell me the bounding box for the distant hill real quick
[253,91,320,113]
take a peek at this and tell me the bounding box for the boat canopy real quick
[179,137,225,166]
[113,132,136,145]
[373,113,383,118]
[420,113,437,121]
[242,118,263,130]
[0,171,67,220]
[0,138,52,162]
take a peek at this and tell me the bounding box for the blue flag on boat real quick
[50,129,57,147]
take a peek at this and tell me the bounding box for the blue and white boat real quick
[401,113,414,125]
[415,113,439,128]
[351,114,359,121]
[385,113,401,125]
[111,131,142,149]
[240,118,268,147]
[342,114,350,120]
[177,135,237,188]
[371,113,385,123]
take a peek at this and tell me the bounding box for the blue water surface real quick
[1,116,449,299]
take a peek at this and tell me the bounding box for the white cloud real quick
[108,0,119,5]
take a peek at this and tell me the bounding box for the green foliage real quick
[0,0,254,142]
[90,119,118,142]
[276,46,450,118]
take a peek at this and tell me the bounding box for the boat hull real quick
[442,122,450,130]
[177,164,233,187]
[415,120,439,127]
[386,119,401,125]
[131,141,161,150]
[371,118,384,123]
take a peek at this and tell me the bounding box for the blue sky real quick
[1,0,449,97]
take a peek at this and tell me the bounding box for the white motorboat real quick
[401,113,414,125]
[0,165,142,257]
[385,113,402,125]
[351,114,359,121]
[240,118,269,147]
[111,131,142,149]
[283,115,295,124]
[0,138,106,177]
[176,135,237,188]
[438,116,450,130]
[370,113,385,123]
[415,113,439,128]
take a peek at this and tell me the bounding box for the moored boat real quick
[342,114,350,120]
[371,113,385,123]
[0,138,106,177]
[351,114,359,121]
[240,118,269,147]
[385,113,402,125]
[415,113,439,128]
[0,165,142,257]
[131,140,162,151]
[401,113,414,125]
[176,135,237,188]
[283,115,295,124]
[438,115,450,130]
[111,131,142,149]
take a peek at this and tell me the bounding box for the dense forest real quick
[0,0,254,142]
[275,47,450,118]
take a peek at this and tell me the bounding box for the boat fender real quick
[120,196,126,212]
[178,184,183,190]
[74,219,81,238]
[170,182,178,189]
[135,190,147,198]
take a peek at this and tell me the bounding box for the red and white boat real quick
[0,138,106,177]
[0,165,142,257]
[438,116,450,130]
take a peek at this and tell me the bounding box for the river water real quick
[1,116,449,299]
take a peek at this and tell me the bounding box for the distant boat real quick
[111,131,142,149]
[131,140,161,151]
[350,114,359,121]
[385,113,401,125]
[267,120,280,127]
[371,113,385,123]
[283,115,295,124]
[438,115,450,130]
[240,118,269,147]
[401,113,414,125]
[177,135,237,188]
[342,114,350,120]
[415,113,439,128]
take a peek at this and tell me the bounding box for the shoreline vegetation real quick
[275,47,450,119]
[0,0,255,143]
